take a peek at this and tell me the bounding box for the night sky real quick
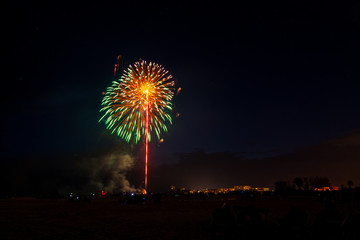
[2,1,360,192]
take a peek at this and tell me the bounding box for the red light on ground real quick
[314,187,339,191]
[101,190,108,196]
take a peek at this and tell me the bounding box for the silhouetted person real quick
[280,206,309,239]
[212,203,237,238]
[238,205,265,227]
[236,205,268,238]
[342,214,360,240]
[313,202,343,240]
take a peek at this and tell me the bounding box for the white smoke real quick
[80,149,138,193]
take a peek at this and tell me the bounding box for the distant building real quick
[254,187,270,192]
[314,186,339,191]
[234,185,252,191]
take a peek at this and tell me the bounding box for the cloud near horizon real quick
[148,130,360,191]
[1,130,359,195]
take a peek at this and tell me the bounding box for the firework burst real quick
[99,60,175,191]
[100,60,175,143]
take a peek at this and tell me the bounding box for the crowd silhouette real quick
[211,179,360,240]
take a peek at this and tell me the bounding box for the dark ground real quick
[1,195,359,240]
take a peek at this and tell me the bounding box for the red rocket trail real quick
[114,64,118,76]
[145,93,149,192]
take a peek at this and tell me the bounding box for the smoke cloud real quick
[78,149,138,193]
[0,144,140,197]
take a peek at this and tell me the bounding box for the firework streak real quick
[100,60,175,191]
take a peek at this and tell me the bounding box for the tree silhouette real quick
[293,177,304,190]
[303,177,310,191]
[275,181,290,193]
[310,177,330,189]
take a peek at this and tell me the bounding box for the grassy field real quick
[1,195,359,239]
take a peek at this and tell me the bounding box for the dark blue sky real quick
[3,1,360,162]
